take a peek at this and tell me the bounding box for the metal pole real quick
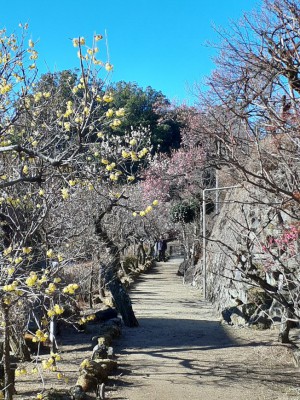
[202,185,241,300]
[202,192,206,299]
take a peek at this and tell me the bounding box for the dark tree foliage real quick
[170,201,198,223]
[108,81,182,153]
[33,74,182,154]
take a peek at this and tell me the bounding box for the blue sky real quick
[1,0,260,104]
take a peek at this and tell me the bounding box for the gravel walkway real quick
[111,257,300,400]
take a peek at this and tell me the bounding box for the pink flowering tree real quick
[140,106,212,259]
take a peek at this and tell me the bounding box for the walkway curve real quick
[111,258,299,400]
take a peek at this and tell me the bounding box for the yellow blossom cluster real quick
[106,108,114,118]
[23,246,32,254]
[80,358,91,368]
[25,272,38,287]
[138,148,148,158]
[33,91,50,102]
[133,200,159,217]
[3,280,21,294]
[72,37,85,47]
[115,107,125,117]
[61,188,69,200]
[78,314,96,325]
[106,162,116,171]
[110,118,122,128]
[64,100,73,118]
[42,353,65,381]
[63,283,79,295]
[45,282,56,295]
[47,304,64,317]
[46,249,54,258]
[15,367,27,377]
[32,329,49,343]
[109,173,121,181]
[103,93,113,103]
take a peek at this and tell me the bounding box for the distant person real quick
[153,239,159,260]
[157,237,167,261]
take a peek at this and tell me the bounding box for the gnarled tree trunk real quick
[94,205,139,327]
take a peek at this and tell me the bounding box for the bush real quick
[170,201,198,223]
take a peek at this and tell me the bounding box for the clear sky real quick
[1,0,260,104]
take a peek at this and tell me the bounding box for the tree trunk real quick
[94,206,138,327]
[105,270,138,327]
[137,242,146,265]
[279,307,293,343]
[98,264,106,300]
[89,264,94,308]
[3,307,14,400]
[9,328,31,362]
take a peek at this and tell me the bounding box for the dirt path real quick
[110,257,300,400]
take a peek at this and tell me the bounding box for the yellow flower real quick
[94,34,103,41]
[116,108,125,117]
[105,62,113,71]
[129,139,137,146]
[46,249,54,258]
[80,359,90,368]
[28,39,34,48]
[39,189,45,196]
[72,38,79,47]
[132,212,137,217]
[63,283,79,295]
[23,247,32,254]
[3,246,12,256]
[103,94,113,103]
[61,188,69,200]
[26,272,38,287]
[122,150,129,158]
[110,119,121,128]
[109,174,118,181]
[53,277,61,283]
[97,131,104,138]
[53,304,64,315]
[14,256,23,264]
[130,151,139,161]
[68,180,76,187]
[46,283,56,293]
[140,211,146,217]
[7,267,15,276]
[64,122,71,131]
[36,394,43,400]
[22,165,29,175]
[47,309,55,318]
[106,109,114,118]
[153,200,159,206]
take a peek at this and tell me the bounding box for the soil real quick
[14,257,300,400]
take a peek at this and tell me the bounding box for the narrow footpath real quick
[111,258,299,400]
